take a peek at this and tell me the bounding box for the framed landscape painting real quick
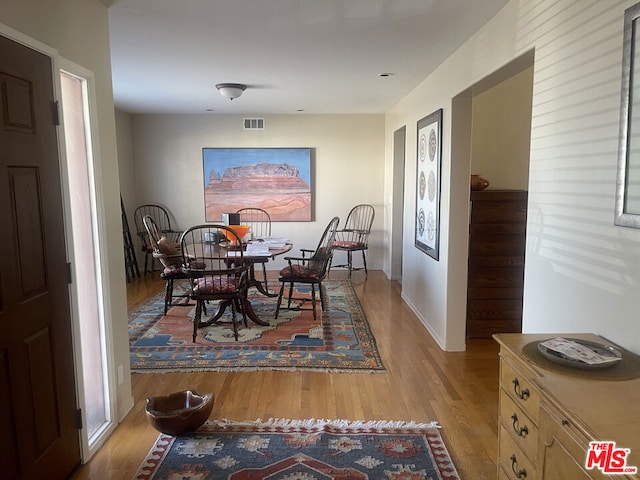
[415,109,442,260]
[202,148,313,222]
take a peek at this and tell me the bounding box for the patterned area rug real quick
[133,418,460,480]
[129,280,385,373]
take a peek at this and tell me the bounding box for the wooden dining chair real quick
[275,217,339,322]
[180,224,251,341]
[134,204,181,275]
[236,207,272,293]
[329,204,375,279]
[143,215,190,315]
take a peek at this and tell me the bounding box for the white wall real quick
[125,114,385,272]
[385,0,640,355]
[116,109,137,227]
[471,66,533,190]
[0,0,133,417]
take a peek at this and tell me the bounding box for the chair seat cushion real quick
[161,265,185,278]
[193,276,241,294]
[333,240,365,249]
[279,264,321,280]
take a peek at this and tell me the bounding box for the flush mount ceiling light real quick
[215,83,247,101]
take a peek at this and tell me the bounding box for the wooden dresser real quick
[467,190,527,338]
[494,333,640,480]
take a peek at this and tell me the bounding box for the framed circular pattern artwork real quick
[428,129,437,162]
[419,133,427,162]
[415,109,442,260]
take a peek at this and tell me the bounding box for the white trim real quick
[401,292,466,352]
[0,21,59,58]
[58,59,118,462]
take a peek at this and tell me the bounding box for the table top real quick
[183,240,292,262]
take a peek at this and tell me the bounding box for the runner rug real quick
[129,280,385,373]
[133,418,460,480]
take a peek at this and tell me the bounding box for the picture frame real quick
[202,147,313,222]
[415,109,443,260]
[615,1,640,228]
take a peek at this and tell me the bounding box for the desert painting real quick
[203,148,312,222]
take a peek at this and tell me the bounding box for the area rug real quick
[133,418,460,480]
[129,280,385,373]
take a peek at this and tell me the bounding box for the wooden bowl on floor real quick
[145,390,214,436]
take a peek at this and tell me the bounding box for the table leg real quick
[247,262,278,297]
[198,296,270,327]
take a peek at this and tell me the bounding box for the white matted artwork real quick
[415,109,442,260]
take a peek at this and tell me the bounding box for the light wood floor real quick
[70,270,500,479]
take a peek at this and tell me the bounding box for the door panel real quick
[0,34,81,479]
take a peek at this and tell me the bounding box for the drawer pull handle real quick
[511,413,529,437]
[510,454,527,478]
[512,378,530,400]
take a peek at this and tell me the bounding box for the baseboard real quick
[118,394,135,423]
[401,291,466,352]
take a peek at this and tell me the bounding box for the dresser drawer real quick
[500,389,538,461]
[537,402,609,480]
[500,358,540,424]
[498,466,512,480]
[499,423,537,480]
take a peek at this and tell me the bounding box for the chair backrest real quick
[341,204,375,246]
[180,224,246,276]
[236,207,271,239]
[142,214,181,268]
[134,204,174,245]
[308,216,340,275]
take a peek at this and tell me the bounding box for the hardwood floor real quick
[70,270,500,479]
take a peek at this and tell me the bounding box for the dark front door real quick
[0,34,81,479]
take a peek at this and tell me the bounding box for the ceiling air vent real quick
[243,118,265,130]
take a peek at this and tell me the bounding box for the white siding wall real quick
[385,0,640,354]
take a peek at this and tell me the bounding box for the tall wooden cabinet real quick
[467,190,527,338]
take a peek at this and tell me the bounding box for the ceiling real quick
[106,0,508,115]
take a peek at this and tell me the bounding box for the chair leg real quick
[319,281,326,312]
[275,283,285,319]
[287,282,294,309]
[237,298,249,328]
[347,250,353,279]
[144,251,150,275]
[164,278,173,315]
[361,249,368,275]
[193,300,202,342]
[310,284,317,322]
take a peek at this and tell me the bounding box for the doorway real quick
[391,126,406,281]
[452,50,534,339]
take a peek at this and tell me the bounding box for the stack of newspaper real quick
[254,236,290,249]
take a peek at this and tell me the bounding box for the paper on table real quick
[540,337,621,364]
[254,236,290,250]
[227,249,271,257]
[245,243,272,256]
